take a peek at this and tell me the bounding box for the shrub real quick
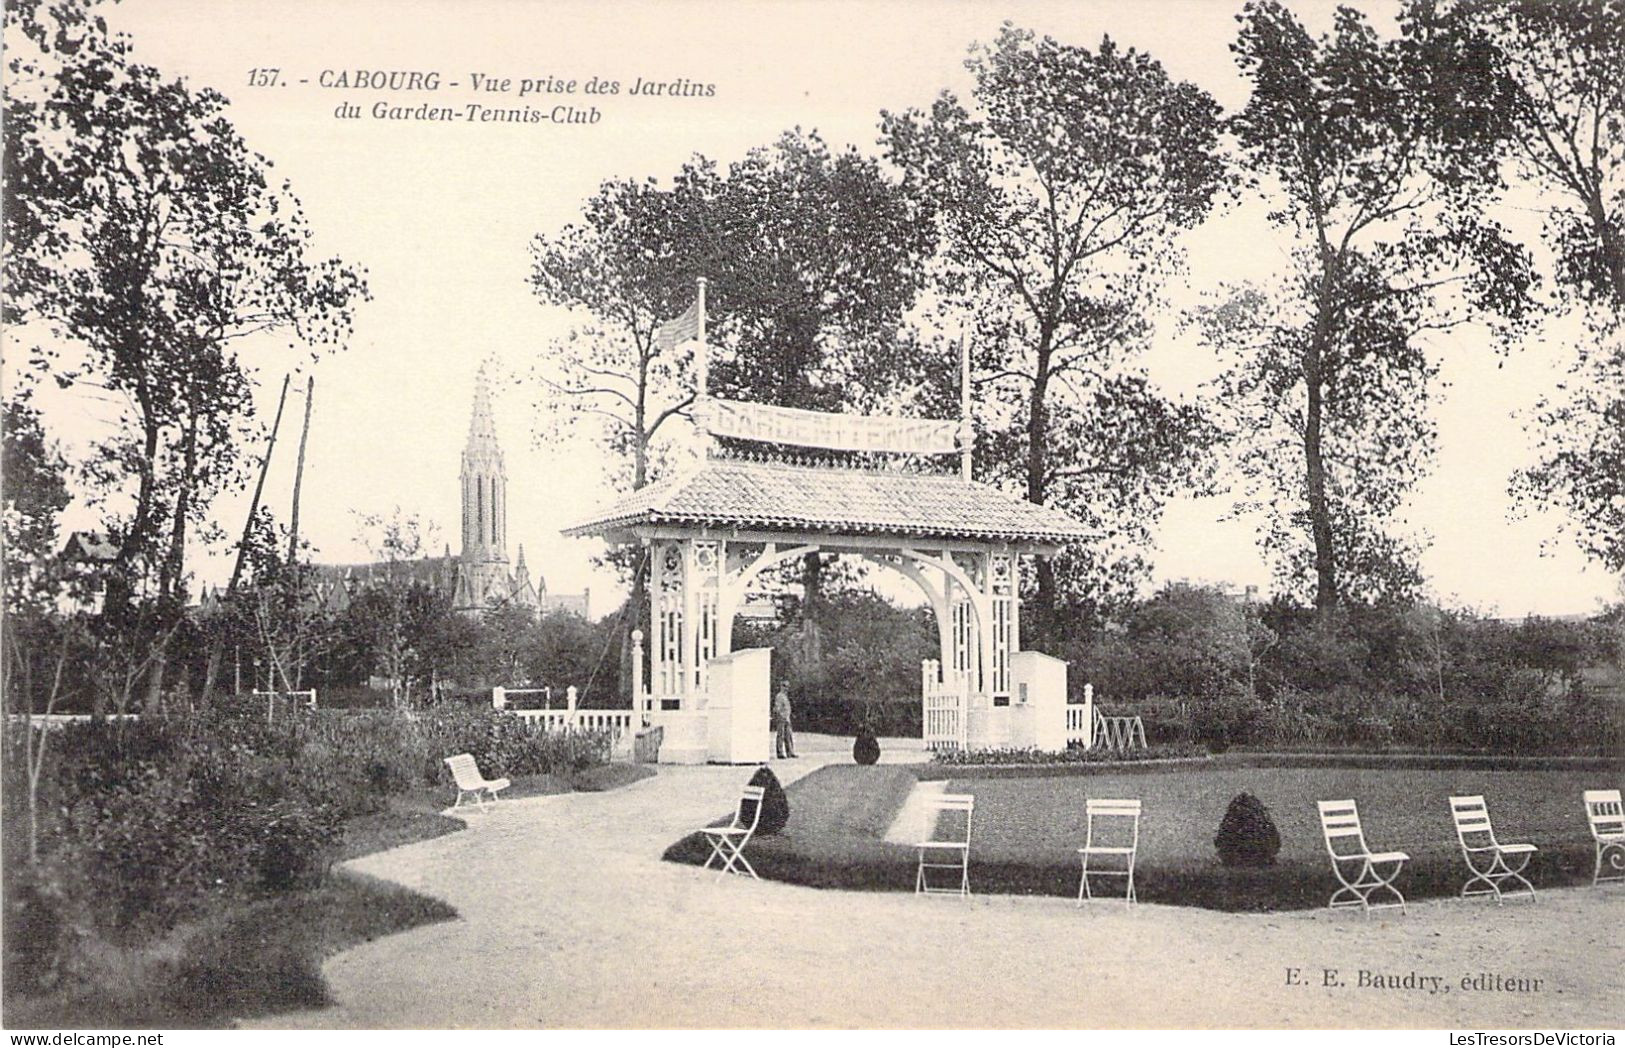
[1214,792,1281,867]
[257,804,341,891]
[746,765,790,835]
[2,867,71,996]
[853,731,880,766]
[1190,687,1265,750]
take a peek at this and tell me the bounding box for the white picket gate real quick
[921,659,970,752]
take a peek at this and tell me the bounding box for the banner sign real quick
[702,397,962,455]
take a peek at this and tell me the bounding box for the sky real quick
[13,0,1621,618]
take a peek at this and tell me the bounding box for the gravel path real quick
[249,751,1624,1029]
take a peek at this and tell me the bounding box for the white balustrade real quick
[499,686,635,755]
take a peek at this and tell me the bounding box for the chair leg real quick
[1496,851,1536,900]
[702,834,728,873]
[1460,853,1503,903]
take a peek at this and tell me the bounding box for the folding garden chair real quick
[1317,799,1409,915]
[443,753,511,811]
[1584,790,1625,886]
[1449,795,1537,903]
[916,793,973,897]
[1077,798,1140,908]
[701,784,765,881]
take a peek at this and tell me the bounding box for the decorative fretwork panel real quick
[655,543,685,698]
[688,540,723,695]
[990,552,1014,699]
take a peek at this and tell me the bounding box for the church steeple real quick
[455,364,511,612]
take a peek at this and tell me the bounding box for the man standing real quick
[773,686,797,758]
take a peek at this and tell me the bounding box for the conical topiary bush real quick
[746,765,790,835]
[1214,791,1281,867]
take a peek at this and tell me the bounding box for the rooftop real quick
[562,458,1093,546]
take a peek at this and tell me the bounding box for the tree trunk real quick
[1026,334,1056,609]
[1304,249,1342,619]
[1304,347,1337,616]
[1583,188,1625,307]
[799,551,825,663]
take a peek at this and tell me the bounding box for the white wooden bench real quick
[444,753,510,811]
[1584,789,1625,886]
[1318,799,1408,915]
[1449,794,1536,903]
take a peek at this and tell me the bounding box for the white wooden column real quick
[653,541,686,705]
[989,550,1015,702]
[687,540,723,702]
[681,539,698,706]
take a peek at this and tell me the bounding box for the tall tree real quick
[882,24,1225,614]
[529,129,935,684]
[1426,0,1625,571]
[698,130,935,416]
[1203,1,1536,612]
[3,0,368,700]
[1426,0,1624,308]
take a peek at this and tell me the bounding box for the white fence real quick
[1065,704,1092,747]
[493,685,635,754]
[1063,682,1095,748]
[7,713,141,730]
[505,707,636,737]
[922,660,970,752]
[252,689,317,724]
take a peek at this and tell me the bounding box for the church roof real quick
[562,458,1093,546]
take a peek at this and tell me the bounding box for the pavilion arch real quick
[704,542,994,698]
[561,302,1094,761]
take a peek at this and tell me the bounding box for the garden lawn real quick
[663,760,1621,911]
[663,765,920,890]
[950,765,1616,909]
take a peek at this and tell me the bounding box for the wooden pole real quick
[202,375,291,703]
[287,376,315,566]
[230,374,291,593]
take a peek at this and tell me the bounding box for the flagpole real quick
[959,329,972,481]
[696,277,711,459]
[696,277,708,397]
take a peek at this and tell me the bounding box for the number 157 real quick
[247,68,280,87]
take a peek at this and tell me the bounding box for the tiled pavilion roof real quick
[562,459,1092,546]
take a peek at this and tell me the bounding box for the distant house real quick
[56,530,118,614]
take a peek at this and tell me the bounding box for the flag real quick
[655,298,700,352]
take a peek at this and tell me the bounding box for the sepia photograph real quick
[1,0,1622,1035]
